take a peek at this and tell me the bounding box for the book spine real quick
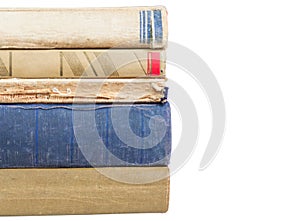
[0,6,167,49]
[0,78,166,103]
[0,103,171,167]
[0,167,170,215]
[0,49,165,78]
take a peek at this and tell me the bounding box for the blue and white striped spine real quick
[139,9,164,47]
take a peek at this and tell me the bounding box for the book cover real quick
[0,102,171,167]
[0,49,165,78]
[0,78,166,103]
[0,6,167,49]
[0,167,170,215]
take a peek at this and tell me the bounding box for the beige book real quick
[0,49,165,78]
[0,167,170,215]
[0,6,167,49]
[0,78,166,103]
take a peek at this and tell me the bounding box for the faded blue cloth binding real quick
[0,103,171,168]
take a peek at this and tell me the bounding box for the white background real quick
[1,0,300,220]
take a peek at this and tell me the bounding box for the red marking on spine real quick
[147,52,161,76]
[147,52,151,74]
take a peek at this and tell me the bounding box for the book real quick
[0,6,167,49]
[0,102,171,167]
[0,167,170,215]
[0,49,165,78]
[0,78,166,103]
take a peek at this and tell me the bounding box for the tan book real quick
[0,167,170,215]
[0,49,165,78]
[0,6,167,49]
[0,78,166,103]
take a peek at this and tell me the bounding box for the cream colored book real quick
[0,167,170,215]
[0,6,167,49]
[0,49,165,78]
[0,78,166,103]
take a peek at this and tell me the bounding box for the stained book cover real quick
[0,167,170,215]
[0,50,165,78]
[0,102,171,167]
[0,6,167,49]
[0,78,166,103]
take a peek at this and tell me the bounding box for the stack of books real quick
[0,6,170,215]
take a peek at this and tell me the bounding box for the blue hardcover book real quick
[0,102,171,168]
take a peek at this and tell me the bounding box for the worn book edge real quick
[0,78,167,103]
